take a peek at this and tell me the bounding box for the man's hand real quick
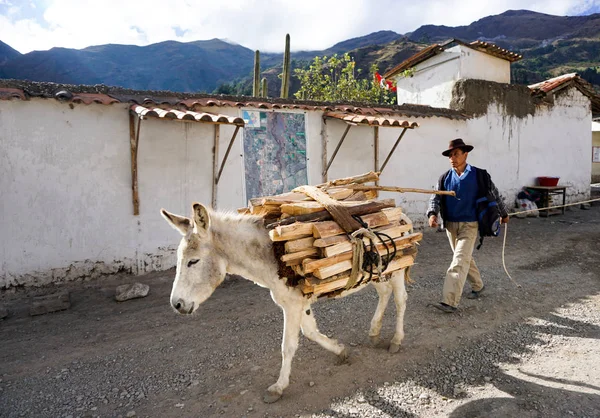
[429,215,439,228]
[501,216,509,224]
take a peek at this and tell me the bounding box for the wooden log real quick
[269,222,314,242]
[281,248,319,263]
[313,223,410,248]
[284,237,315,253]
[303,252,353,274]
[294,185,362,232]
[381,207,403,223]
[318,171,379,188]
[251,188,355,207]
[265,199,395,230]
[280,199,371,216]
[314,260,352,280]
[304,233,421,274]
[312,211,389,239]
[304,254,416,295]
[331,184,456,197]
[323,231,421,258]
[313,235,349,248]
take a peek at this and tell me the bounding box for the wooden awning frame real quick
[128,105,244,215]
[322,112,418,181]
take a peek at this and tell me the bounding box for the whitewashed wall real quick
[0,85,591,288]
[395,46,510,108]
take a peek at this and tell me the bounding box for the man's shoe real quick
[432,302,457,313]
[466,285,485,299]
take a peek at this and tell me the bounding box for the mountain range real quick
[2,9,600,95]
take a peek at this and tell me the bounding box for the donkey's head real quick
[161,203,227,315]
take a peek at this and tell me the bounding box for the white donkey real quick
[161,203,411,403]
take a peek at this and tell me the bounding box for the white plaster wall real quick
[0,86,592,288]
[395,45,510,108]
[458,46,511,84]
[0,100,247,288]
[395,48,460,108]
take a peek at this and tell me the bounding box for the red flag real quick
[375,72,397,92]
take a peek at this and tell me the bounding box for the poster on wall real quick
[243,112,307,201]
[593,146,600,163]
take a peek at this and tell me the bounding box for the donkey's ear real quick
[192,203,211,231]
[161,209,191,236]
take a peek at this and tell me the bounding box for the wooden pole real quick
[380,128,407,173]
[129,112,140,215]
[373,126,379,194]
[323,124,351,178]
[330,184,456,196]
[216,125,241,184]
[321,117,328,183]
[212,125,220,209]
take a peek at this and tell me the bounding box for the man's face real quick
[448,148,468,169]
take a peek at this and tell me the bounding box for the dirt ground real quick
[1,202,599,418]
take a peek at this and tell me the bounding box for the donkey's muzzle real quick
[172,298,194,315]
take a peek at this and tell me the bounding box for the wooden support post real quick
[212,124,220,209]
[216,125,241,184]
[321,117,328,183]
[322,124,351,178]
[129,112,141,215]
[373,126,379,193]
[380,128,408,173]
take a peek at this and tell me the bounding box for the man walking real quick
[427,139,509,313]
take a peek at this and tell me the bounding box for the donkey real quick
[161,202,411,403]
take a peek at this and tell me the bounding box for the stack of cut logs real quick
[238,172,423,297]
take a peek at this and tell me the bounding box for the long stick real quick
[331,185,456,197]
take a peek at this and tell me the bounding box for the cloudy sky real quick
[1,0,600,54]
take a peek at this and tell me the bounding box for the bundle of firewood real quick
[238,172,423,297]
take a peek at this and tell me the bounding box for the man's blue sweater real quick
[444,166,479,222]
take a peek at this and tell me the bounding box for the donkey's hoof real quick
[369,335,380,346]
[336,347,350,365]
[388,342,401,354]
[263,389,282,404]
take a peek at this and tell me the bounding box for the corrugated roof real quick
[0,79,469,120]
[384,39,522,79]
[324,111,419,128]
[130,104,245,126]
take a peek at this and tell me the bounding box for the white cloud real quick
[0,0,598,54]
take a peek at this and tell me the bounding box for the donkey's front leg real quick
[301,306,348,363]
[388,269,408,353]
[264,301,302,403]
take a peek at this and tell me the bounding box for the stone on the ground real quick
[0,306,9,319]
[580,203,591,210]
[115,283,150,302]
[30,292,71,316]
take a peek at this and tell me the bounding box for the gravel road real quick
[1,203,599,418]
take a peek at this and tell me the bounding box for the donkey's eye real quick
[187,259,200,267]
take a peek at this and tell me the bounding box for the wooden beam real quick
[129,112,141,216]
[322,124,351,178]
[215,125,241,185]
[212,124,220,209]
[321,117,328,183]
[380,128,407,173]
[374,126,379,195]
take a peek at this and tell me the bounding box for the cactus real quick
[261,77,268,97]
[253,50,260,97]
[280,34,291,98]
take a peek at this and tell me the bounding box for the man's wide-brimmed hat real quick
[442,138,474,157]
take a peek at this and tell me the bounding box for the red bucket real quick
[537,176,559,187]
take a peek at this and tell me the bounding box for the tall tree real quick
[294,53,397,104]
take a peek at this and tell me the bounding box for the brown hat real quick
[442,138,474,157]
